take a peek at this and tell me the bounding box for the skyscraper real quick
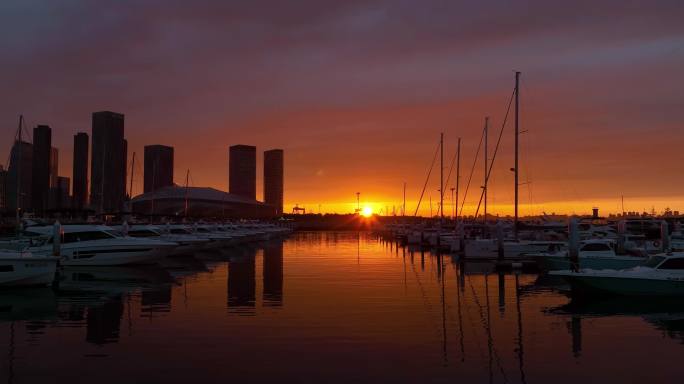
[90,111,126,213]
[264,149,284,215]
[72,132,89,209]
[6,140,33,212]
[144,145,174,193]
[49,147,59,188]
[229,145,256,200]
[0,165,6,211]
[31,125,51,213]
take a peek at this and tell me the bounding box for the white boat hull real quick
[535,255,645,271]
[0,257,58,287]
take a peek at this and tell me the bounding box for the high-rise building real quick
[144,145,174,193]
[6,140,33,212]
[229,145,256,200]
[49,147,59,188]
[90,111,126,213]
[49,176,71,210]
[0,165,6,211]
[72,132,89,209]
[122,139,128,198]
[31,125,51,213]
[263,149,284,215]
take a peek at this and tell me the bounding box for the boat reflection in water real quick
[2,234,684,383]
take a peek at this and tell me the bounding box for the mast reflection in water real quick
[1,232,684,383]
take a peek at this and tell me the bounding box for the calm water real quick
[2,231,684,383]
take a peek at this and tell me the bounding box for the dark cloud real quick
[1,0,683,212]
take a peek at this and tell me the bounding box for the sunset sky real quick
[1,1,683,216]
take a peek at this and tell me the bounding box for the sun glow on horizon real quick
[361,206,373,217]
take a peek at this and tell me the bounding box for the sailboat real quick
[461,72,567,260]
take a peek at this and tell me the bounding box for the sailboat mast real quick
[403,182,406,217]
[455,137,461,225]
[514,71,521,239]
[440,132,444,221]
[484,117,489,225]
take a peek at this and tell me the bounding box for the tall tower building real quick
[6,140,33,212]
[31,125,51,213]
[0,165,6,210]
[229,145,256,200]
[72,132,89,209]
[90,111,126,213]
[144,145,174,193]
[263,149,284,215]
[49,147,59,188]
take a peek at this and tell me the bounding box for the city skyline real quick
[1,1,683,216]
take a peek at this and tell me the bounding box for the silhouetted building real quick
[6,140,33,212]
[49,176,70,210]
[31,125,51,213]
[130,186,276,218]
[263,242,283,307]
[122,139,128,199]
[90,111,126,213]
[264,149,284,215]
[229,145,256,200]
[72,132,89,209]
[0,165,6,210]
[144,145,174,193]
[50,147,59,188]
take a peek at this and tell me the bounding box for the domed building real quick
[130,186,277,219]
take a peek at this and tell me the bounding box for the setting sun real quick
[361,206,373,217]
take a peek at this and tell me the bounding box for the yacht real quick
[168,224,233,249]
[24,225,177,266]
[463,238,566,260]
[551,252,684,296]
[116,224,210,257]
[0,250,58,287]
[534,239,646,271]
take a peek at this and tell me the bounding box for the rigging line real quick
[458,123,486,217]
[443,146,458,195]
[473,89,516,219]
[414,140,441,217]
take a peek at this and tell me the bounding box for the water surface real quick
[1,231,683,383]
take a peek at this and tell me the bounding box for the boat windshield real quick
[128,229,160,237]
[657,258,684,270]
[62,230,117,243]
[580,243,612,252]
[644,256,666,268]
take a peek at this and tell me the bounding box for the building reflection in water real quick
[228,247,257,314]
[85,296,124,345]
[141,286,173,317]
[263,241,284,307]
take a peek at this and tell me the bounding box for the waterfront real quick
[2,232,684,383]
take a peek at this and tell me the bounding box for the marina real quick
[1,1,683,381]
[2,231,684,383]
